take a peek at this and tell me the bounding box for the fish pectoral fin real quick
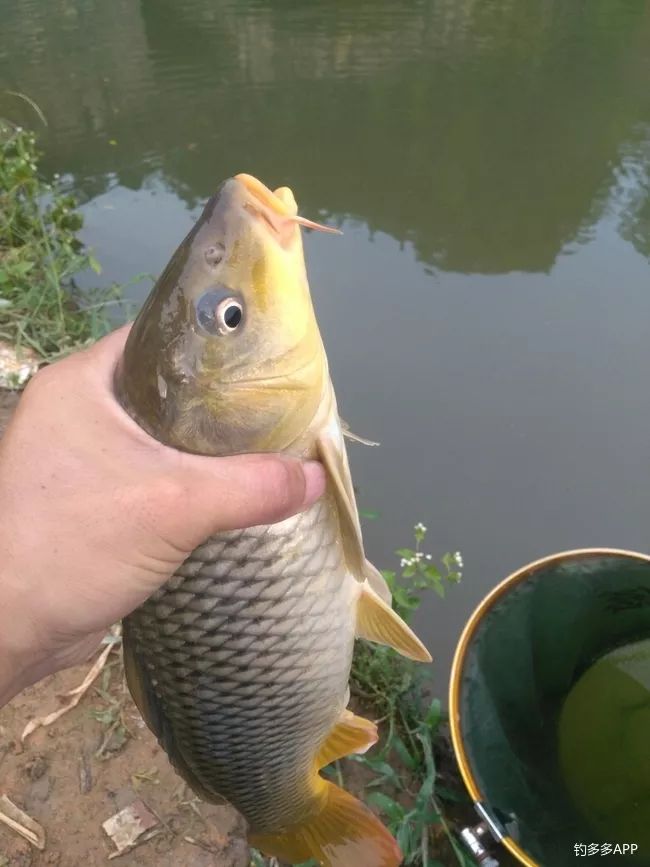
[356,583,432,662]
[316,431,367,580]
[364,558,392,604]
[250,779,402,867]
[341,418,380,447]
[316,710,378,768]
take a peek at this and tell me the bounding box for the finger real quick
[175,453,326,543]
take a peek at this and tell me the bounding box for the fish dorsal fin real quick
[316,425,367,581]
[357,583,432,662]
[315,710,378,768]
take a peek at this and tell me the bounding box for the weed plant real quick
[0,119,126,367]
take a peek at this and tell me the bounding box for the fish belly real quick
[124,492,357,832]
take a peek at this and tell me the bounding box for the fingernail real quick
[302,460,326,506]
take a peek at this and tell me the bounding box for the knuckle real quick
[265,458,305,513]
[25,363,58,396]
[25,354,79,399]
[153,474,190,512]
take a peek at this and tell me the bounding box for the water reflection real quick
[1,0,649,270]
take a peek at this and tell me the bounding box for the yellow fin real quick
[317,430,367,579]
[250,780,402,867]
[316,710,378,768]
[356,583,432,662]
[364,559,392,605]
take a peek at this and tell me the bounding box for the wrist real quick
[0,650,29,707]
[0,566,43,706]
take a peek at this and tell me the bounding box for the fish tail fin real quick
[250,780,401,867]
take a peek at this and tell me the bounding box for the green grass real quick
[0,118,128,370]
[345,524,470,866]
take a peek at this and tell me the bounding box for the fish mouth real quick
[234,173,341,243]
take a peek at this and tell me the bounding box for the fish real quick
[115,173,431,866]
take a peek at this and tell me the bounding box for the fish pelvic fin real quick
[316,710,378,768]
[356,583,432,662]
[249,780,402,867]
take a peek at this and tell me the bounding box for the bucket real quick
[449,549,650,867]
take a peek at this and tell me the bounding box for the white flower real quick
[454,551,464,568]
[425,554,432,560]
[53,173,60,180]
[414,522,427,532]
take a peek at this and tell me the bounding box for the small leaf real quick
[396,822,416,858]
[435,784,467,803]
[366,792,405,822]
[425,697,442,729]
[362,760,402,788]
[391,735,418,771]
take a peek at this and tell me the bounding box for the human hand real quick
[0,326,325,705]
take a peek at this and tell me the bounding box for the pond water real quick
[2,0,650,690]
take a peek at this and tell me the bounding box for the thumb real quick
[168,453,326,548]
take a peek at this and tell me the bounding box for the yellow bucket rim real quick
[448,546,650,867]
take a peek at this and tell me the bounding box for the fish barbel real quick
[115,173,431,866]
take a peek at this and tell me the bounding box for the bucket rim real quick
[447,546,650,867]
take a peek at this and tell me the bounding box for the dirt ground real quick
[0,389,248,866]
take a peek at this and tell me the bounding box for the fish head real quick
[118,174,337,455]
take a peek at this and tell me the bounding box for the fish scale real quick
[124,493,358,832]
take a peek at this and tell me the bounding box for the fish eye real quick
[216,298,243,332]
[196,289,245,336]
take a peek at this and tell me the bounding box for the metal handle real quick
[459,820,500,866]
